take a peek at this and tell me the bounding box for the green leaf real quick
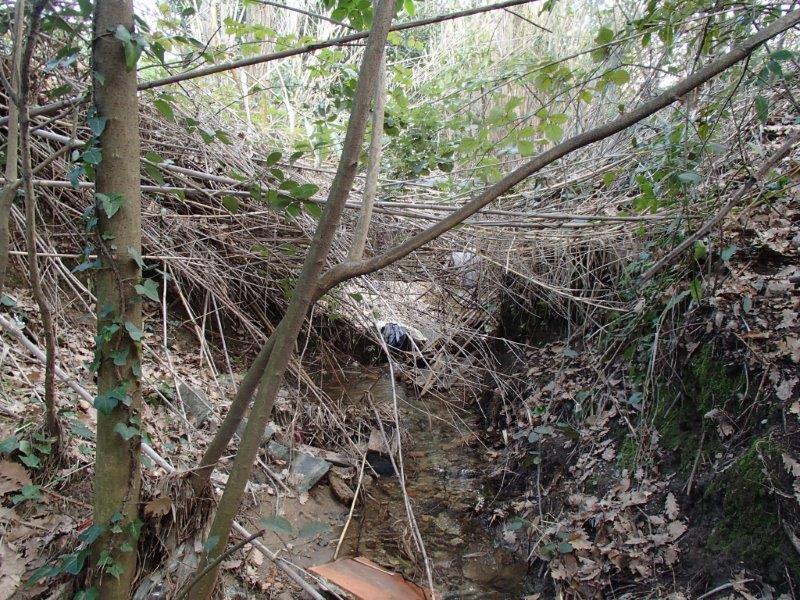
[82,147,102,165]
[144,163,166,186]
[677,171,702,185]
[222,195,239,213]
[0,294,17,307]
[693,241,707,261]
[128,247,144,269]
[517,140,534,156]
[12,484,42,504]
[557,542,573,554]
[293,183,319,200]
[304,202,323,219]
[0,435,19,453]
[124,322,144,341]
[19,453,40,469]
[94,387,127,415]
[88,115,107,137]
[755,96,768,124]
[595,26,614,45]
[605,69,630,85]
[770,49,794,61]
[153,99,175,122]
[260,515,293,535]
[720,244,737,262]
[690,279,702,303]
[96,192,125,218]
[266,151,282,166]
[113,422,139,441]
[78,523,106,545]
[135,278,159,302]
[109,347,129,366]
[298,521,331,538]
[543,123,563,143]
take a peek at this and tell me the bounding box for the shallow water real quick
[332,368,528,599]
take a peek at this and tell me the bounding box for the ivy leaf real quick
[134,278,159,302]
[78,523,106,546]
[720,244,737,262]
[82,147,102,165]
[260,515,293,536]
[124,321,144,341]
[153,99,175,122]
[96,192,125,218]
[266,151,282,166]
[88,115,108,137]
[113,422,139,441]
[19,453,40,469]
[109,347,129,366]
[127,247,144,269]
[144,163,165,186]
[94,386,128,415]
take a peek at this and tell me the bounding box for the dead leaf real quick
[0,540,25,600]
[0,461,31,496]
[667,520,687,541]
[776,377,798,401]
[665,493,679,520]
[143,496,172,518]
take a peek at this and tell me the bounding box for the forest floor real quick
[0,178,798,599]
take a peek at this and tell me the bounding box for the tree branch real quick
[316,7,800,295]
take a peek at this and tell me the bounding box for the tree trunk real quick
[90,0,143,596]
[348,55,385,260]
[18,0,61,441]
[0,0,26,298]
[187,1,396,597]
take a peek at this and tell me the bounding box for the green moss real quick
[705,439,799,581]
[617,435,637,471]
[654,346,742,473]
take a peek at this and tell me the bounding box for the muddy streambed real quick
[329,367,527,599]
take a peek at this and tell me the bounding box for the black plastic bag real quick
[381,322,412,352]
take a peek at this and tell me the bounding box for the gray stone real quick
[267,440,290,461]
[235,419,276,446]
[177,383,212,426]
[267,442,331,492]
[290,452,330,492]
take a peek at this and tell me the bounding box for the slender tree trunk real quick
[348,55,385,260]
[187,2,396,597]
[0,0,26,297]
[18,0,60,441]
[90,0,143,596]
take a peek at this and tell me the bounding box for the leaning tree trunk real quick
[90,0,143,596]
[187,1,396,597]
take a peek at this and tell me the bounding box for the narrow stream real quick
[333,368,528,599]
